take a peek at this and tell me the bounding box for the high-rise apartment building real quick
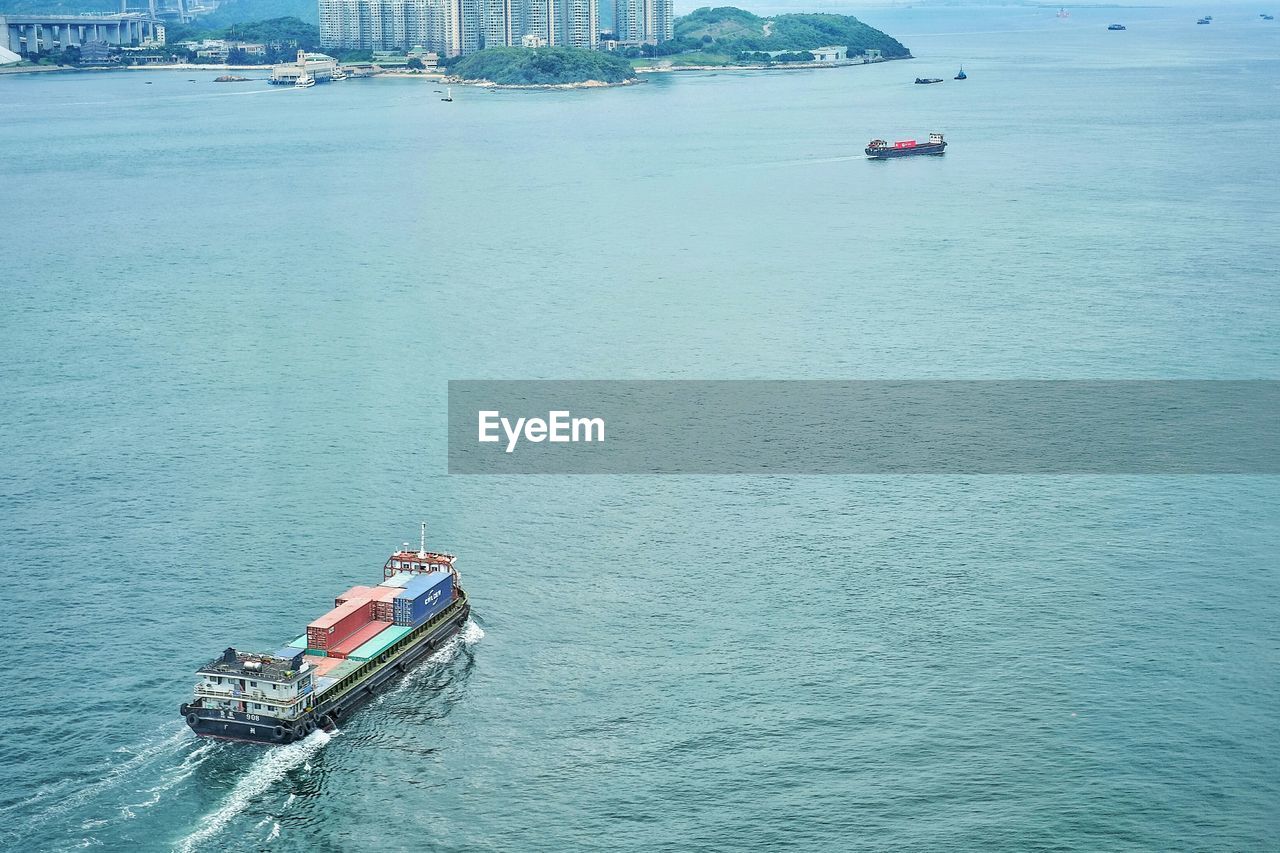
[319,0,603,56]
[519,0,559,46]
[612,0,671,44]
[560,0,596,49]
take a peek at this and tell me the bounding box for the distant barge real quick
[180,526,470,745]
[866,133,947,158]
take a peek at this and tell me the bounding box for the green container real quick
[305,648,328,657]
[288,635,307,649]
[348,624,413,661]
[329,660,361,681]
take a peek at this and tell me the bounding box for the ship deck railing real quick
[193,684,296,705]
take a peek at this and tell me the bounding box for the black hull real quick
[866,142,946,159]
[181,595,471,745]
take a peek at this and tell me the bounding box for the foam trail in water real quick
[4,724,191,826]
[174,729,334,853]
[750,154,867,169]
[386,618,485,697]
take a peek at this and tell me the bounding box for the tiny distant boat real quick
[914,77,943,84]
[1108,23,1126,30]
[145,80,152,84]
[1056,7,1070,17]
[441,86,453,101]
[954,66,967,79]
[1197,17,1211,24]
[866,132,947,159]
[294,72,315,89]
[1262,14,1274,20]
[331,69,348,81]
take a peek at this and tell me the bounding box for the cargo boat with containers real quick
[179,526,470,745]
[866,133,947,159]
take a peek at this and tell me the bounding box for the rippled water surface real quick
[1,6,1278,850]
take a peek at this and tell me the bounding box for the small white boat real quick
[294,73,315,89]
[441,86,453,102]
[331,69,348,81]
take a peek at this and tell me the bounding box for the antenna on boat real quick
[419,521,427,557]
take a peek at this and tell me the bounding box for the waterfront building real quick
[764,45,846,62]
[269,49,339,83]
[79,40,113,65]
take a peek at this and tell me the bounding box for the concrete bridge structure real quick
[0,13,163,55]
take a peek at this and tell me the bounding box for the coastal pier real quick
[0,13,163,56]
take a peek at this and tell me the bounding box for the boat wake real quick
[384,617,485,698]
[4,724,189,823]
[120,739,219,820]
[3,723,223,849]
[174,728,336,853]
[753,154,868,169]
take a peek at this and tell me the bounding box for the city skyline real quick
[320,0,671,55]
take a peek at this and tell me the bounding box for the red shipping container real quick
[326,620,392,659]
[335,586,377,607]
[335,586,397,608]
[306,599,374,650]
[358,587,399,623]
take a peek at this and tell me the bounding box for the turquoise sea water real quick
[2,6,1278,850]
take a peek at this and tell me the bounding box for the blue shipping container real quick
[393,570,453,627]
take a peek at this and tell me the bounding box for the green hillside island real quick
[447,47,636,86]
[638,6,911,67]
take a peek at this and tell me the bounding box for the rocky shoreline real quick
[635,54,907,74]
[444,75,642,90]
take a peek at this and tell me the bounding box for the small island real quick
[446,47,637,88]
[636,7,911,69]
